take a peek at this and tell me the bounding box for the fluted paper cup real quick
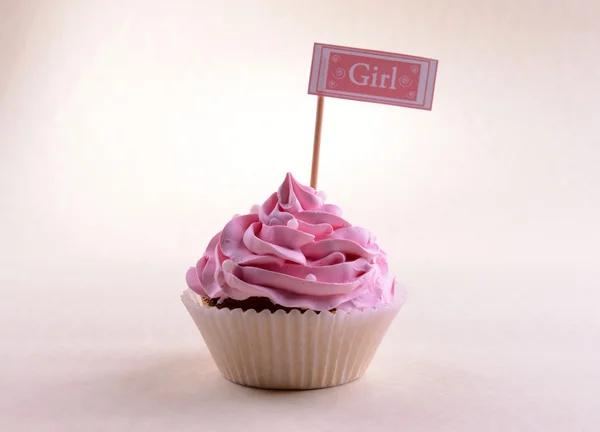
[181,289,402,389]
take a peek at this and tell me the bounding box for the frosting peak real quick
[186,173,396,311]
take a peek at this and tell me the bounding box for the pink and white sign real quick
[308,43,438,110]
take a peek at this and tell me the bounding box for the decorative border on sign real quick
[308,43,438,111]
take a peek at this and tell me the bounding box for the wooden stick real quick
[310,96,325,190]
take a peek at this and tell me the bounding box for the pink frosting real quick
[186,173,397,311]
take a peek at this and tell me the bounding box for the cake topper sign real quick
[307,43,438,188]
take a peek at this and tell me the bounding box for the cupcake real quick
[182,173,405,389]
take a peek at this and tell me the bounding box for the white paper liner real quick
[181,289,401,389]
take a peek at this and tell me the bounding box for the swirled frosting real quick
[186,173,397,311]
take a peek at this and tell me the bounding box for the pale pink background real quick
[1,0,599,431]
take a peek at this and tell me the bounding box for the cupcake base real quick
[201,295,335,314]
[181,289,401,390]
